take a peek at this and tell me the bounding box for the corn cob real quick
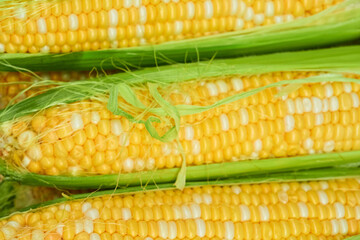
[1,70,360,176]
[0,0,343,54]
[1,178,360,239]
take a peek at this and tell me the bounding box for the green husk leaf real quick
[346,236,360,240]
[0,0,359,71]
[0,181,16,217]
[5,167,360,217]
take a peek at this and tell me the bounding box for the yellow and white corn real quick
[1,71,360,176]
[0,0,342,53]
[1,178,360,239]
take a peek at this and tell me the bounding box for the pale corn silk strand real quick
[0,71,110,109]
[1,178,360,239]
[0,0,347,53]
[1,70,360,179]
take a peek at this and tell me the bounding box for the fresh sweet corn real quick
[0,0,343,53]
[1,71,360,176]
[1,178,360,239]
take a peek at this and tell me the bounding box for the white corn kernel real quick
[122,208,132,220]
[259,205,270,222]
[168,221,177,239]
[37,18,47,34]
[325,84,334,97]
[339,219,348,235]
[68,14,79,31]
[224,221,235,240]
[315,113,324,126]
[240,205,250,221]
[109,9,119,26]
[108,28,117,41]
[284,115,295,132]
[220,114,230,131]
[254,139,262,152]
[297,202,309,218]
[311,97,322,113]
[231,0,238,15]
[90,233,101,240]
[187,2,195,19]
[216,80,229,93]
[334,202,345,218]
[239,108,249,125]
[274,15,283,23]
[231,186,241,194]
[85,208,99,220]
[238,1,246,16]
[254,13,265,25]
[323,140,335,152]
[111,119,122,136]
[331,219,339,235]
[22,155,31,167]
[123,158,134,172]
[317,190,329,205]
[18,130,36,147]
[27,144,43,161]
[343,83,352,93]
[202,193,213,204]
[231,77,244,91]
[355,206,360,220]
[31,230,44,240]
[302,98,312,112]
[265,1,274,17]
[75,220,84,234]
[91,112,100,124]
[235,18,245,30]
[82,202,92,213]
[244,7,254,21]
[206,83,218,96]
[184,126,194,140]
[190,204,201,218]
[174,21,183,35]
[286,99,295,114]
[139,6,147,24]
[204,0,214,19]
[301,183,312,192]
[352,93,360,108]
[123,0,132,8]
[322,98,329,112]
[71,113,84,131]
[295,98,304,114]
[181,205,192,219]
[158,221,168,239]
[195,219,206,238]
[329,96,339,111]
[84,219,94,234]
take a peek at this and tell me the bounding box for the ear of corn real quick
[2,177,360,239]
[0,0,344,53]
[0,0,359,71]
[1,48,360,187]
[0,46,360,189]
